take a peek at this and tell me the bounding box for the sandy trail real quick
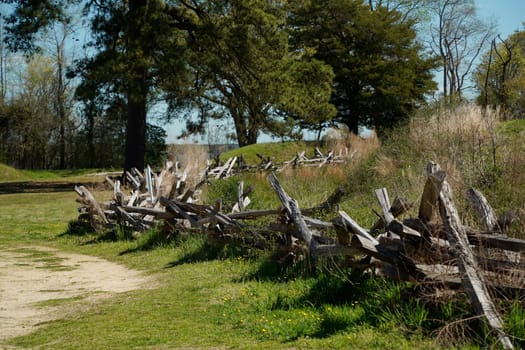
[0,246,151,342]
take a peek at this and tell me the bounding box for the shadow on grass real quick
[58,219,94,237]
[164,240,249,268]
[59,219,134,244]
[118,227,180,255]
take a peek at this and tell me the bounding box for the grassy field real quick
[0,191,441,349]
[1,104,524,349]
[0,162,115,183]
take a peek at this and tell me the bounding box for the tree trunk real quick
[124,81,147,173]
[347,116,358,136]
[124,0,149,173]
[232,112,258,147]
[57,57,66,169]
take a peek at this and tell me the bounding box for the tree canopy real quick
[475,29,525,118]
[289,0,437,135]
[165,0,336,146]
[1,0,442,170]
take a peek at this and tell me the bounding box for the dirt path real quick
[0,246,152,343]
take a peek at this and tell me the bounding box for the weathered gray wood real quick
[125,170,141,189]
[468,233,525,253]
[375,188,394,224]
[225,156,237,177]
[303,216,333,230]
[267,173,316,254]
[115,191,125,206]
[113,205,148,231]
[127,189,139,207]
[437,170,513,349]
[228,209,282,220]
[145,165,155,204]
[160,196,201,229]
[370,196,413,233]
[176,187,193,203]
[338,210,379,244]
[237,181,244,212]
[315,244,361,257]
[195,211,239,227]
[303,186,346,214]
[466,188,498,231]
[105,176,115,188]
[75,185,108,233]
[387,220,422,239]
[131,167,145,183]
[123,206,175,219]
[419,162,446,222]
[350,233,396,265]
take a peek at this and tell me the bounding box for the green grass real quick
[0,162,32,182]
[0,189,445,349]
[499,118,525,138]
[0,162,116,183]
[3,107,525,349]
[220,140,324,164]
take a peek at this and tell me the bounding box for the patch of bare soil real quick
[0,246,152,343]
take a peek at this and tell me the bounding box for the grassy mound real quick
[0,163,32,182]
[219,141,320,164]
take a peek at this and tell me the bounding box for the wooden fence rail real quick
[75,161,524,349]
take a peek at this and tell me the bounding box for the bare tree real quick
[429,0,494,103]
[368,0,431,23]
[48,18,74,168]
[0,15,7,101]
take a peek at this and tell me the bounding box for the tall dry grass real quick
[408,103,500,188]
[324,127,381,164]
[369,103,503,200]
[167,144,209,189]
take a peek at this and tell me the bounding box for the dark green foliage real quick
[172,0,336,146]
[2,0,439,169]
[206,177,244,213]
[145,123,167,168]
[2,0,64,52]
[289,0,437,135]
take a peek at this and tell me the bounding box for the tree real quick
[2,0,80,169]
[169,0,336,147]
[79,0,199,171]
[1,55,58,168]
[2,0,189,172]
[47,16,76,168]
[289,0,436,135]
[428,0,493,103]
[0,14,7,101]
[475,29,525,118]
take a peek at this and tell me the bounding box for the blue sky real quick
[477,0,524,37]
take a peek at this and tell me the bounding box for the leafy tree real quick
[81,0,174,172]
[475,29,525,118]
[169,0,336,147]
[2,1,81,169]
[0,55,61,168]
[0,15,7,101]
[289,0,437,135]
[2,0,190,171]
[145,123,167,167]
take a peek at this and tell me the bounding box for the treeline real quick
[0,0,524,171]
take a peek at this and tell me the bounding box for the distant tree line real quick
[0,0,523,171]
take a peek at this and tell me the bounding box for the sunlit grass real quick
[4,104,525,349]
